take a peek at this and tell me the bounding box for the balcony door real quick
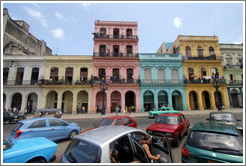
[127,68,133,83]
[113,28,119,39]
[15,67,24,85]
[99,45,106,57]
[65,68,73,84]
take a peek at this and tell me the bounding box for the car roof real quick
[210,111,233,114]
[159,113,182,117]
[75,126,141,145]
[19,117,61,123]
[104,116,130,119]
[191,122,239,135]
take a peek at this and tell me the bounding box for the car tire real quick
[28,158,46,163]
[5,120,11,125]
[175,135,181,147]
[68,130,78,140]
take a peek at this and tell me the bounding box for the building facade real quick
[165,35,230,110]
[3,8,52,113]
[220,43,243,108]
[91,20,141,113]
[40,55,93,114]
[139,53,187,112]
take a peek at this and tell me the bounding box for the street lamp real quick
[99,78,108,115]
[212,72,222,111]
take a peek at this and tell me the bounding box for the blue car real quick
[3,137,57,163]
[9,117,81,141]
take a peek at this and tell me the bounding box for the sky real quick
[2,1,244,55]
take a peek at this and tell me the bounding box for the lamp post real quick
[212,72,222,111]
[99,78,108,115]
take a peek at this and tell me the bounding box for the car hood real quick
[147,123,178,133]
[149,110,180,115]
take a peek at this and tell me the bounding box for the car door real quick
[26,119,47,138]
[151,133,175,163]
[177,115,185,136]
[47,119,68,140]
[122,117,135,127]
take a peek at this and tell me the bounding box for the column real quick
[23,66,31,85]
[57,92,63,111]
[186,91,191,111]
[8,66,16,85]
[37,92,42,109]
[197,92,204,110]
[20,93,28,112]
[106,91,111,114]
[87,89,92,113]
[154,90,158,111]
[140,90,145,112]
[135,90,141,112]
[227,87,233,108]
[120,91,125,113]
[168,90,173,108]
[210,91,216,109]
[5,94,12,111]
[181,90,188,111]
[72,92,77,114]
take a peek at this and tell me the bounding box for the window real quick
[30,67,39,85]
[50,67,59,83]
[29,120,46,128]
[126,45,133,56]
[185,46,191,57]
[3,68,9,85]
[99,45,106,57]
[226,58,233,66]
[15,67,24,85]
[126,29,132,37]
[188,68,194,80]
[197,46,203,57]
[230,74,234,80]
[48,119,67,126]
[123,117,132,125]
[98,68,105,79]
[65,68,73,84]
[112,68,119,79]
[127,68,134,83]
[178,115,184,124]
[115,119,122,125]
[113,45,119,57]
[100,28,106,38]
[144,69,151,83]
[158,69,165,83]
[113,28,119,39]
[172,69,178,83]
[80,68,88,81]
[200,68,206,79]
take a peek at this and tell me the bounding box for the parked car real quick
[146,113,190,147]
[8,117,81,141]
[206,111,243,136]
[182,122,243,163]
[61,126,175,163]
[3,136,57,163]
[148,107,180,119]
[3,112,26,124]
[80,116,137,133]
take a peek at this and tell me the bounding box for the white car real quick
[61,126,174,163]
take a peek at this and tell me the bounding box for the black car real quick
[3,112,26,124]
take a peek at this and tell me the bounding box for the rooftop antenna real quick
[213,30,216,36]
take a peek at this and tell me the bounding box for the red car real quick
[80,116,137,134]
[146,113,190,147]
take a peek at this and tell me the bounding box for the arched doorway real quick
[111,91,121,113]
[77,91,88,113]
[46,91,58,109]
[202,91,210,109]
[158,90,168,109]
[189,91,198,110]
[214,91,223,109]
[96,91,107,113]
[172,91,182,110]
[125,91,136,111]
[144,91,154,111]
[27,93,38,113]
[3,93,6,108]
[62,91,73,113]
[231,89,240,107]
[11,93,22,110]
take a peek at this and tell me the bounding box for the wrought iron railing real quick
[140,79,185,84]
[39,79,91,85]
[93,52,139,58]
[91,76,140,84]
[183,55,222,60]
[223,64,243,69]
[93,34,138,40]
[226,80,243,85]
[3,80,41,85]
[185,78,227,84]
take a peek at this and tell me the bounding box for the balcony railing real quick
[93,33,138,40]
[183,54,222,60]
[3,80,41,86]
[91,76,140,84]
[93,52,139,58]
[185,78,227,84]
[226,80,243,85]
[39,79,91,85]
[223,64,243,69]
[140,79,185,84]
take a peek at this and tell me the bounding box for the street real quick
[3,113,243,163]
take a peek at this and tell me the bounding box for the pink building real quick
[91,20,141,113]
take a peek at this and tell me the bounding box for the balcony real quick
[183,54,222,60]
[140,79,185,84]
[223,64,243,69]
[93,33,138,40]
[39,79,91,85]
[226,80,243,85]
[93,52,139,58]
[91,76,140,85]
[3,80,41,86]
[185,78,227,84]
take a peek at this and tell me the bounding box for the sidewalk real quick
[26,108,243,120]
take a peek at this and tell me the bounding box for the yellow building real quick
[41,55,93,114]
[166,35,229,110]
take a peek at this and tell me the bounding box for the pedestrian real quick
[115,106,119,116]
[13,106,16,113]
[69,106,73,114]
[59,110,62,118]
[128,106,132,115]
[122,107,126,115]
[125,106,128,115]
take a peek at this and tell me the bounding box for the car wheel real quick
[175,135,181,147]
[28,158,46,163]
[69,130,78,140]
[5,120,11,125]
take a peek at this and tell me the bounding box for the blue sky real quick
[2,2,244,55]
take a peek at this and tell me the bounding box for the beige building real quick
[41,55,93,114]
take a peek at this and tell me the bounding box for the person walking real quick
[115,106,119,116]
[128,106,132,115]
[122,107,126,116]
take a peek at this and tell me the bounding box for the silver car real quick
[61,126,174,163]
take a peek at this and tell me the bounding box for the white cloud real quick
[55,12,68,22]
[82,3,91,9]
[233,37,243,44]
[24,7,47,27]
[173,17,182,28]
[51,28,64,39]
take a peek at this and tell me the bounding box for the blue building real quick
[139,53,187,112]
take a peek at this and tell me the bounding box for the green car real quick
[182,122,243,163]
[148,107,180,118]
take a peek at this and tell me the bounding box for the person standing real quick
[122,107,126,116]
[128,106,132,115]
[115,106,119,116]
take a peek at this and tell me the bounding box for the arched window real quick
[185,46,191,57]
[197,46,203,57]
[209,47,215,56]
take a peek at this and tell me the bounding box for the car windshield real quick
[64,139,101,163]
[156,116,178,125]
[210,113,236,121]
[187,131,243,156]
[12,122,23,132]
[99,118,115,126]
[3,137,12,150]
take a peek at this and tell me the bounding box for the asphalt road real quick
[3,113,243,163]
